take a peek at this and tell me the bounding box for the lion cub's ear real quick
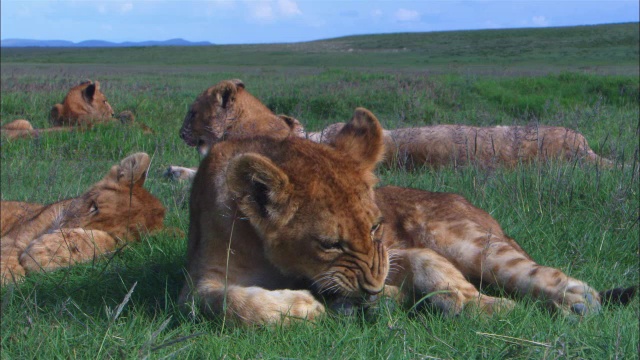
[109,152,151,187]
[331,107,385,171]
[229,79,245,90]
[82,82,97,102]
[227,153,294,226]
[210,80,241,110]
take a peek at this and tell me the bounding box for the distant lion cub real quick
[166,79,615,181]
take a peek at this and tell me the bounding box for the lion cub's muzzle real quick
[355,240,389,297]
[179,113,198,147]
[179,127,197,147]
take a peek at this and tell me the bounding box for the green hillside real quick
[1,23,638,72]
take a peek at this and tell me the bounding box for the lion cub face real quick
[60,153,165,241]
[180,79,293,156]
[224,108,389,298]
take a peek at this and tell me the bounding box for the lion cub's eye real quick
[89,201,99,214]
[319,240,342,251]
[371,223,382,236]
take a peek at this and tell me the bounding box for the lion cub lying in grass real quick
[180,108,627,326]
[301,121,614,169]
[1,80,148,140]
[165,79,614,182]
[0,153,166,285]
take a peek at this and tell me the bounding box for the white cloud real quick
[249,1,274,21]
[203,0,236,18]
[245,0,301,22]
[532,15,549,26]
[394,8,420,22]
[120,2,133,14]
[371,9,382,18]
[278,0,301,17]
[97,4,107,14]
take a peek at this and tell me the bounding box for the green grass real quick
[1,22,638,71]
[1,23,639,359]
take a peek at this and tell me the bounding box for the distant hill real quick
[1,23,637,72]
[0,38,213,47]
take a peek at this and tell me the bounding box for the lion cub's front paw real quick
[554,280,602,316]
[236,288,325,325]
[0,261,26,285]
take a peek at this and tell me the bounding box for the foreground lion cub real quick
[180,108,617,326]
[0,153,166,285]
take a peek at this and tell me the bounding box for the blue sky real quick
[1,1,638,44]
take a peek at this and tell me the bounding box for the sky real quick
[1,0,638,45]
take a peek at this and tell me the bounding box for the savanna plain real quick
[1,23,639,359]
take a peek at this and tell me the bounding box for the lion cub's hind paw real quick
[556,282,602,316]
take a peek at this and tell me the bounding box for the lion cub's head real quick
[179,79,294,155]
[50,80,115,126]
[62,152,165,241]
[223,108,389,298]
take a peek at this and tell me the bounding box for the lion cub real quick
[0,153,166,285]
[304,122,614,169]
[168,79,615,180]
[1,80,148,140]
[180,108,610,326]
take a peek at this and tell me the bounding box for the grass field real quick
[1,23,639,359]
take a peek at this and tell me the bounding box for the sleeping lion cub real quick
[180,108,621,326]
[0,153,166,285]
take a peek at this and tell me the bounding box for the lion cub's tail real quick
[600,285,637,306]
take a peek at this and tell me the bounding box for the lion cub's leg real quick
[387,248,515,315]
[457,233,601,315]
[181,278,325,326]
[19,229,118,273]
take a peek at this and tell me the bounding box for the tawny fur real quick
[0,119,74,140]
[165,80,303,180]
[49,80,115,126]
[304,122,613,169]
[0,153,166,285]
[168,79,614,181]
[1,81,148,140]
[178,79,294,156]
[180,108,603,327]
